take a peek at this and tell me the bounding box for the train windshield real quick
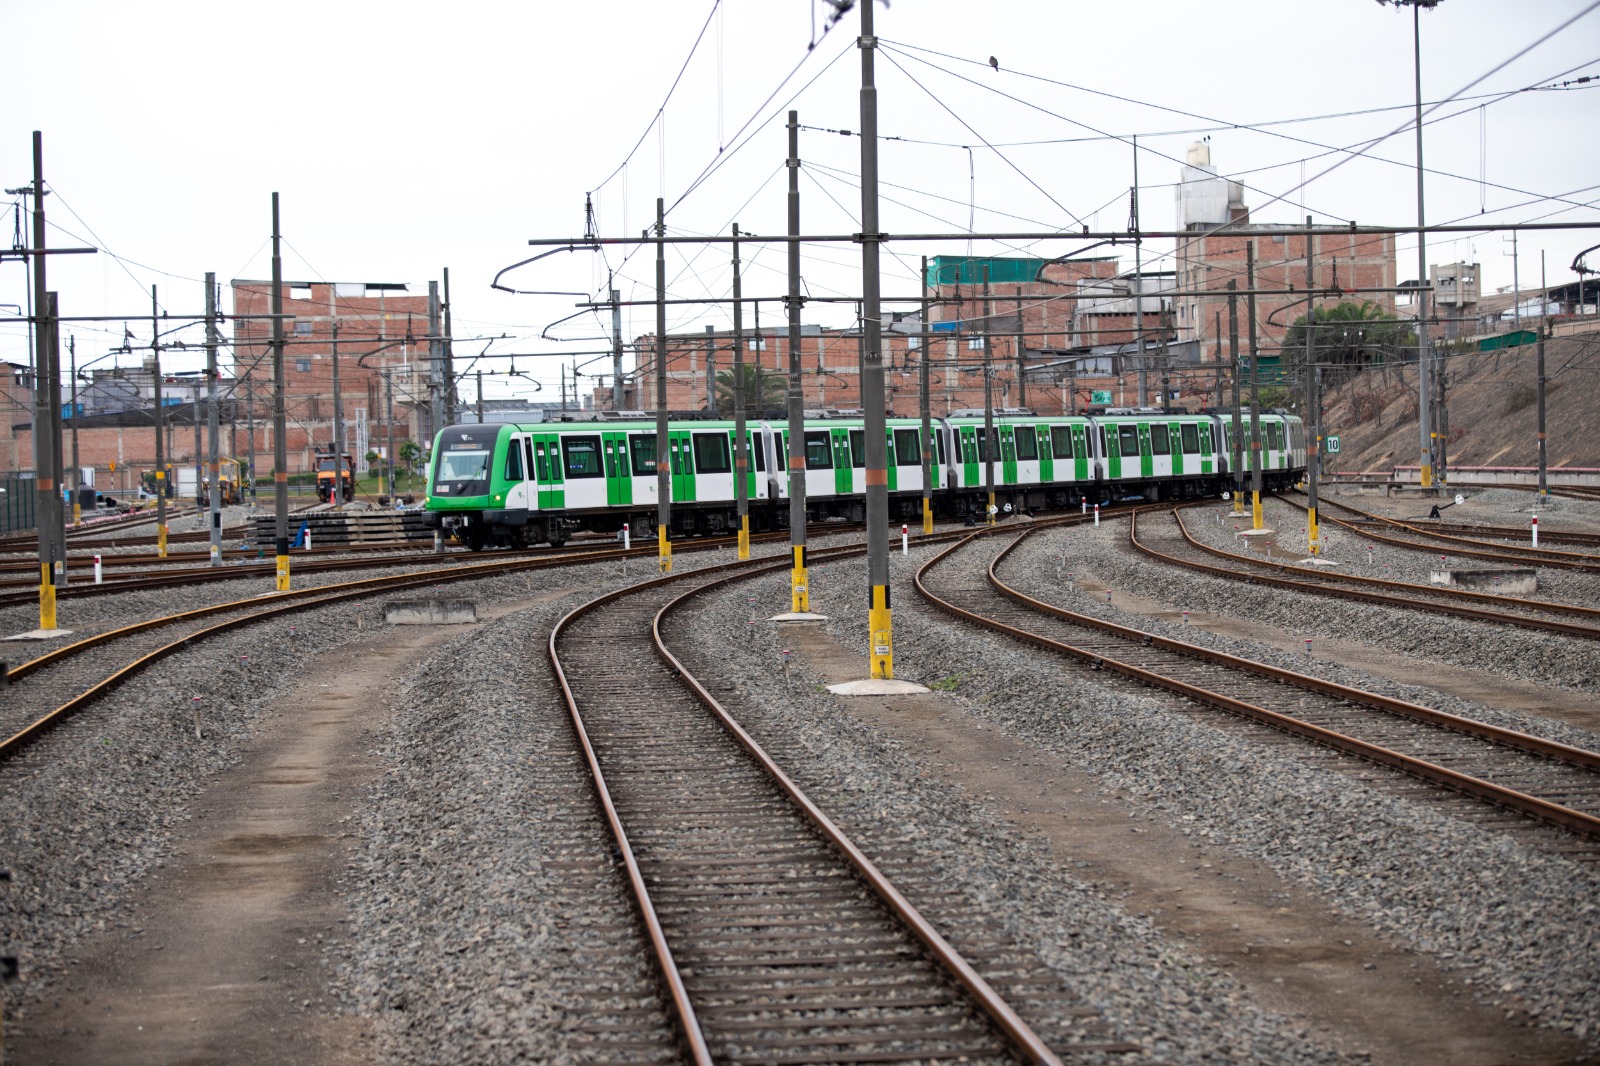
[437,449,490,482]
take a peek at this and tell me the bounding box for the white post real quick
[93,554,102,585]
[1531,515,1538,547]
[901,523,908,554]
[1093,504,1100,527]
[623,522,631,550]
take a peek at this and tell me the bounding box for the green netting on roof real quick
[927,256,1048,287]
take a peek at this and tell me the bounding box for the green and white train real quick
[422,408,1306,549]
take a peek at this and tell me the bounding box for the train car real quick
[1213,410,1307,492]
[423,408,1307,549]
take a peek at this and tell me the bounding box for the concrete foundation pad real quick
[4,628,76,642]
[1295,557,1342,567]
[1429,567,1537,594]
[383,599,478,625]
[771,612,829,623]
[1236,527,1275,537]
[826,678,932,696]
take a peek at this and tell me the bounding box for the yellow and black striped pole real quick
[658,524,672,574]
[791,544,809,614]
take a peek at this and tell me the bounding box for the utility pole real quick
[332,319,345,499]
[859,0,895,679]
[428,280,442,443]
[1247,241,1263,530]
[1507,230,1520,330]
[1304,218,1321,556]
[1214,309,1224,410]
[68,334,79,527]
[1410,0,1435,490]
[206,273,222,564]
[731,224,750,559]
[920,254,933,535]
[1537,250,1548,503]
[1013,284,1026,409]
[611,282,624,411]
[28,133,61,627]
[1131,135,1146,407]
[1228,280,1244,516]
[442,268,457,426]
[153,284,168,559]
[704,324,716,413]
[271,193,290,591]
[655,197,672,573]
[983,267,996,526]
[246,375,257,505]
[785,110,809,612]
[387,370,398,497]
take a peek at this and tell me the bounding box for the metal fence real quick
[0,476,38,535]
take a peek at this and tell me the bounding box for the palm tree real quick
[713,364,788,417]
[1284,300,1414,383]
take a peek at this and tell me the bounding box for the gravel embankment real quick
[1144,496,1600,693]
[796,527,1600,1046]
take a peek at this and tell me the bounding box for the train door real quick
[1198,421,1214,474]
[601,431,632,506]
[847,428,870,493]
[1150,422,1174,479]
[531,432,565,509]
[960,427,980,489]
[690,429,734,504]
[627,431,660,507]
[999,426,1019,486]
[739,428,765,500]
[1136,423,1155,479]
[1105,422,1124,480]
[892,427,922,495]
[832,429,853,496]
[667,429,696,503]
[1011,424,1039,487]
[1073,424,1091,481]
[1036,425,1055,483]
[504,433,534,513]
[556,433,607,509]
[801,429,835,502]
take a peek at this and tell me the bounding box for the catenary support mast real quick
[859,1,893,677]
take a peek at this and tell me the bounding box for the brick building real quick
[1172,142,1398,371]
[229,279,442,474]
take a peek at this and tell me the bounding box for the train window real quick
[849,429,866,468]
[1051,428,1074,460]
[804,431,833,469]
[936,431,947,466]
[629,435,657,476]
[1098,427,1107,457]
[750,432,766,473]
[524,438,535,477]
[533,442,550,482]
[504,439,524,480]
[1118,425,1140,457]
[438,447,491,482]
[692,432,731,473]
[1014,426,1038,461]
[1150,425,1171,456]
[893,428,921,466]
[562,436,604,478]
[1181,424,1200,453]
[976,428,994,462]
[1268,423,1283,450]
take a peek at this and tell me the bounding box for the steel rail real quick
[1302,496,1600,569]
[914,529,1600,841]
[653,565,1065,1066]
[1157,504,1600,639]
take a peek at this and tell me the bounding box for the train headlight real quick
[493,494,502,503]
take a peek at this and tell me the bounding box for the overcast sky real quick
[4,0,1596,403]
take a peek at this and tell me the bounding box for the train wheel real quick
[464,527,488,552]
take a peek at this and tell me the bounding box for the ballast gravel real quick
[5,513,1598,1060]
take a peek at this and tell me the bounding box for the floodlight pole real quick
[206,273,223,564]
[920,255,933,535]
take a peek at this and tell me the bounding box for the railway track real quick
[914,525,1600,858]
[1297,494,1600,570]
[1132,504,1600,641]
[548,537,1142,1064]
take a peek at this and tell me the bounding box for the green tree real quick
[399,441,422,490]
[1284,301,1414,384]
[713,364,788,418]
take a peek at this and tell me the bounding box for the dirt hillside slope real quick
[1319,331,1600,475]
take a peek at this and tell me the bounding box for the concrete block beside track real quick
[1428,566,1538,594]
[383,599,478,625]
